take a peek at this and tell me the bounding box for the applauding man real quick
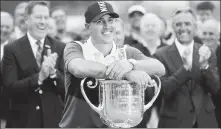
[59,1,165,128]
[2,1,65,128]
[154,7,220,128]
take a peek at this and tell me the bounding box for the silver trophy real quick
[80,75,161,128]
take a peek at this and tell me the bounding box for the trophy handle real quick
[80,77,103,115]
[144,75,161,111]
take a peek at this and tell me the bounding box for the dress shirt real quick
[175,38,194,69]
[27,32,45,59]
[1,40,8,61]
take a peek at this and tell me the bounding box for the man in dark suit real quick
[217,45,220,77]
[214,45,221,127]
[2,1,65,128]
[154,7,220,128]
[0,11,14,128]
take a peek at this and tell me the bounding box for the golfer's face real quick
[90,14,115,44]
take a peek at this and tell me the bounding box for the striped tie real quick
[36,40,43,67]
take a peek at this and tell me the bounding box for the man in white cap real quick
[124,5,147,50]
[127,5,146,36]
[59,1,165,128]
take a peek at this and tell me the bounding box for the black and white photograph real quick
[0,1,220,128]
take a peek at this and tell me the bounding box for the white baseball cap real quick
[128,5,146,15]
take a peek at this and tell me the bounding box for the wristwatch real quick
[128,59,137,69]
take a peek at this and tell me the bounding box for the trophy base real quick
[100,117,142,128]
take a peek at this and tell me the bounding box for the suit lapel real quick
[191,43,200,77]
[42,36,53,58]
[191,43,204,115]
[16,36,55,76]
[168,43,184,69]
[19,35,40,72]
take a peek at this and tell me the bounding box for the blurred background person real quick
[126,13,166,57]
[140,13,167,56]
[196,1,220,40]
[114,18,125,47]
[51,6,73,43]
[124,5,146,46]
[1,12,14,57]
[200,19,220,53]
[161,19,176,46]
[0,11,14,129]
[137,13,167,128]
[47,17,58,39]
[196,1,215,23]
[12,2,28,40]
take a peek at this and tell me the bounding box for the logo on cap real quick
[97,1,107,12]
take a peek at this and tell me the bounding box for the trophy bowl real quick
[80,75,161,128]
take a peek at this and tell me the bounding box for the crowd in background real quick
[0,0,220,128]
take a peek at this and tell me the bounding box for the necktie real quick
[36,40,43,67]
[182,47,192,70]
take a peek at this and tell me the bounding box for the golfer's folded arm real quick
[64,43,107,79]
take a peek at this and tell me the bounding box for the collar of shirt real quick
[175,38,194,57]
[27,31,45,58]
[82,36,121,65]
[1,40,9,61]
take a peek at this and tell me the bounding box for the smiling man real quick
[2,1,65,128]
[59,1,165,128]
[154,7,220,128]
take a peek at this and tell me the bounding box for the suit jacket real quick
[0,40,12,121]
[2,35,66,128]
[154,42,220,128]
[217,45,220,79]
[0,59,5,119]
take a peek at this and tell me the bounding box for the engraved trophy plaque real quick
[80,75,161,128]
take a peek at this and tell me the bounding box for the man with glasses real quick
[59,1,165,128]
[154,7,220,128]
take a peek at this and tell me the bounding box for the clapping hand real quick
[45,49,58,75]
[199,45,211,69]
[38,49,58,83]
